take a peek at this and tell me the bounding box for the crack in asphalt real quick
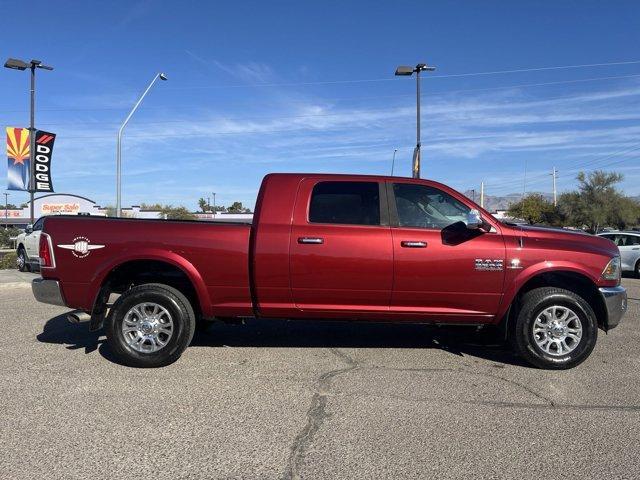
[282,348,359,480]
[369,365,555,406]
[342,365,640,412]
[353,392,640,413]
[471,369,556,406]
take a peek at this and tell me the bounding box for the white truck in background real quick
[14,217,43,271]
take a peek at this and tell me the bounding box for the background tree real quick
[3,203,18,210]
[507,194,559,225]
[0,227,22,248]
[559,170,639,232]
[140,203,163,210]
[159,205,196,220]
[197,197,209,213]
[103,205,135,218]
[227,201,252,213]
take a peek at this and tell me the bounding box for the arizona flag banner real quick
[6,127,30,191]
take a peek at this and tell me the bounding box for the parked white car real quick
[14,218,44,272]
[598,231,640,277]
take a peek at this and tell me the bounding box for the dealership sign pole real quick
[4,58,53,224]
[29,62,35,223]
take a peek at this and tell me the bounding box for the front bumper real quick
[32,278,66,307]
[599,286,627,330]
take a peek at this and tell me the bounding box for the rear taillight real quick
[39,233,55,268]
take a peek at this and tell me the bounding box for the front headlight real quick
[601,256,621,282]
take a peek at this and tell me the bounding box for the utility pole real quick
[522,158,528,199]
[3,193,9,230]
[390,148,398,176]
[480,181,484,208]
[207,196,211,212]
[212,192,217,216]
[395,63,436,178]
[551,167,558,206]
[471,189,476,203]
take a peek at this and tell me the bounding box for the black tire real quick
[635,260,640,279]
[105,283,196,368]
[16,247,30,272]
[511,287,598,370]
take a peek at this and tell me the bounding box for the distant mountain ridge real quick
[463,190,553,212]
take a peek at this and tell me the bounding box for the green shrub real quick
[0,228,21,248]
[0,252,17,270]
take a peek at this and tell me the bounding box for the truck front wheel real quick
[105,283,196,368]
[511,287,598,369]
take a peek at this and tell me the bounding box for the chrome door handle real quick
[401,241,427,248]
[633,247,640,250]
[298,237,324,244]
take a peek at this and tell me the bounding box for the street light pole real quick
[212,192,216,216]
[390,148,398,176]
[116,72,167,217]
[4,58,53,224]
[29,64,35,224]
[395,63,436,178]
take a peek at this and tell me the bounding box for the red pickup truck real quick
[32,173,627,369]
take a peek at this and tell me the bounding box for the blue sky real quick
[2,0,640,210]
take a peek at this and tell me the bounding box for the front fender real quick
[87,248,212,317]
[497,260,599,320]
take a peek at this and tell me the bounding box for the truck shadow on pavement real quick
[37,313,529,368]
[36,314,118,362]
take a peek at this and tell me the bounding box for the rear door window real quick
[623,235,640,246]
[309,181,381,226]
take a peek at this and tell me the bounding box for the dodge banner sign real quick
[34,130,55,192]
[6,127,56,192]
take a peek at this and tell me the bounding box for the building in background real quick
[1,193,252,229]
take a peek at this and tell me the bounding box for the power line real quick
[163,60,640,90]
[2,71,640,114]
[486,144,640,192]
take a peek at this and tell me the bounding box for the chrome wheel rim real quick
[17,252,25,269]
[533,305,582,356]
[121,302,174,353]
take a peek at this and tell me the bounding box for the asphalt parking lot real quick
[1,272,639,480]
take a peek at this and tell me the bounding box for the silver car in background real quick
[598,231,640,277]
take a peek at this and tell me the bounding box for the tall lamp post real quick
[116,72,167,217]
[390,148,398,176]
[395,63,436,179]
[4,58,54,224]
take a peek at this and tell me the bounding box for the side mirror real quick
[25,224,33,234]
[466,209,482,230]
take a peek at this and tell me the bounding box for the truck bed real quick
[41,215,254,317]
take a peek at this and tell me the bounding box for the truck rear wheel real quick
[511,287,598,369]
[105,283,196,368]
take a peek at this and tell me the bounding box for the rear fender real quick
[88,248,212,318]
